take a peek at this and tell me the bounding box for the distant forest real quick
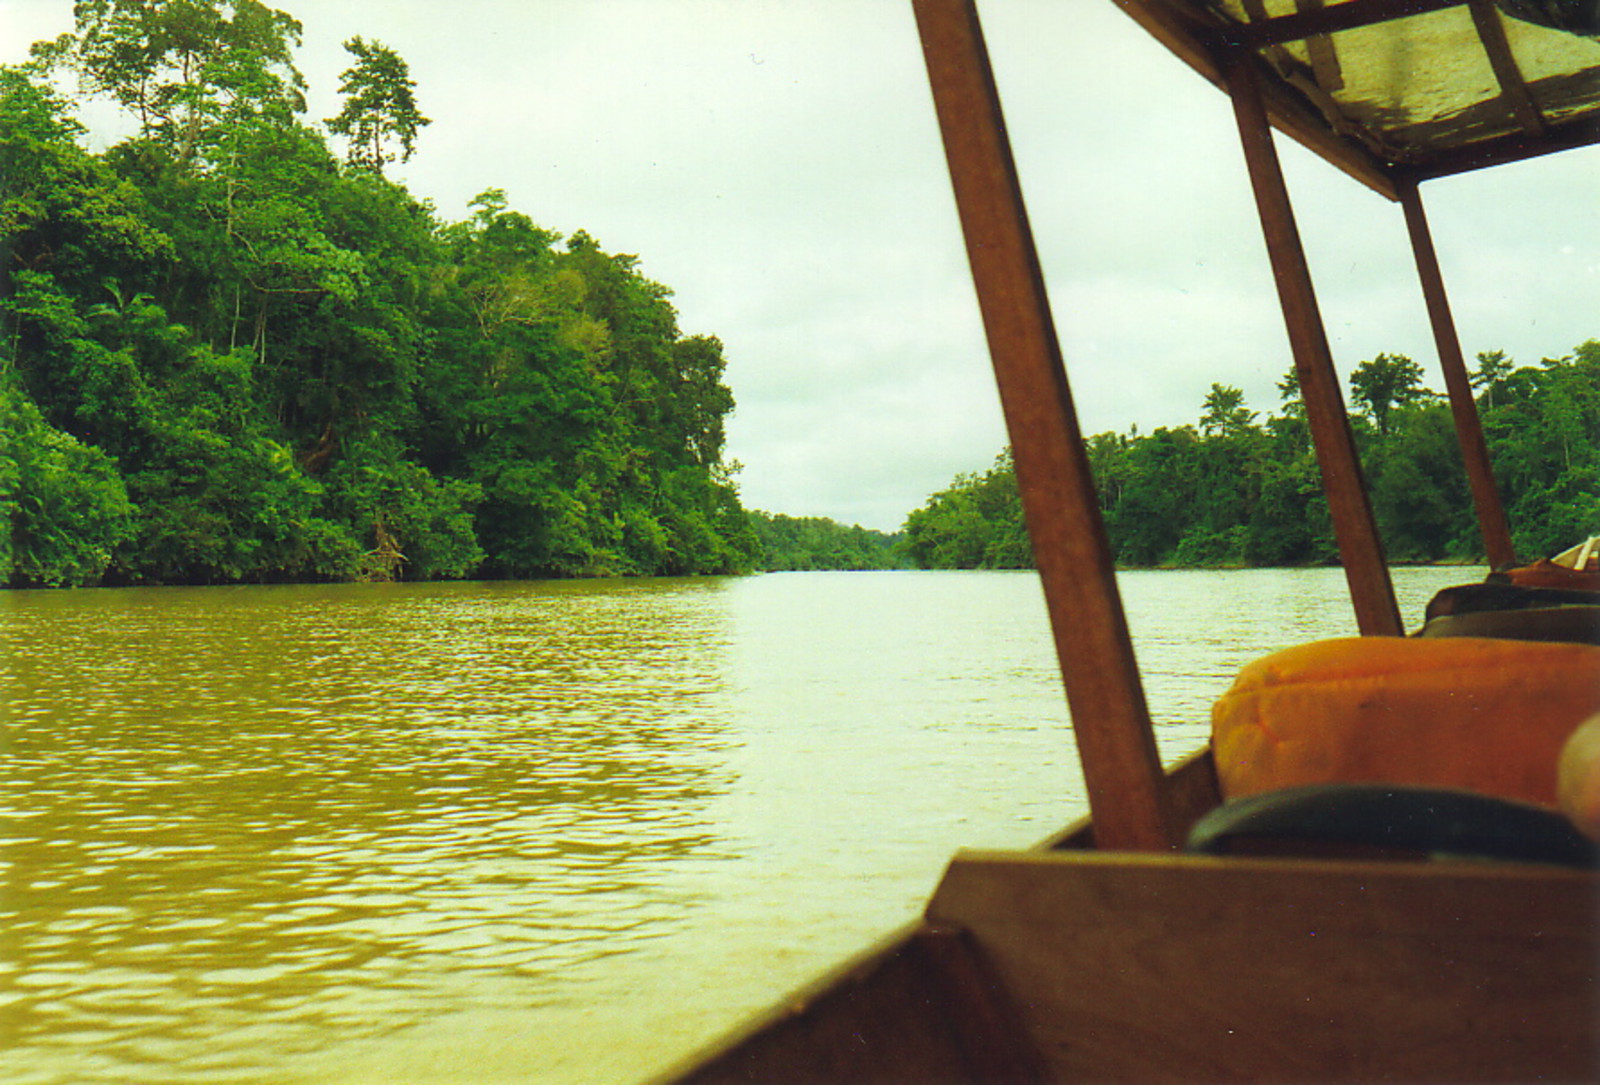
[747,512,904,572]
[1,4,777,587]
[902,344,1600,570]
[5,6,1591,590]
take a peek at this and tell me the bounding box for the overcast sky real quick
[3,1,1596,530]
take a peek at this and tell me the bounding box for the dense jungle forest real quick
[902,344,1600,571]
[1,2,763,587]
[5,5,1592,589]
[746,511,904,572]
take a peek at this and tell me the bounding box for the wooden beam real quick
[913,0,1175,851]
[1227,57,1403,637]
[1400,110,1600,181]
[1397,179,1518,568]
[1295,0,1349,95]
[1469,0,1548,137]
[1220,0,1464,48]
[1112,0,1402,199]
[1043,746,1224,852]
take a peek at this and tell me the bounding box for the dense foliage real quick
[900,450,1032,570]
[1,3,758,586]
[746,511,904,571]
[8,4,1590,588]
[902,345,1600,569]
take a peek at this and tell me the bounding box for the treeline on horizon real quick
[902,345,1600,571]
[747,511,905,572]
[6,7,1592,591]
[1,1,779,588]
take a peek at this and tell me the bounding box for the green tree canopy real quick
[1200,382,1257,437]
[1471,349,1513,409]
[902,349,1597,572]
[38,0,306,165]
[746,512,902,571]
[1,32,756,587]
[325,36,429,173]
[1349,352,1428,436]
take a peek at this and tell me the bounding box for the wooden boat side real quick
[657,739,1597,1083]
[1044,747,1222,851]
[928,850,1599,1082]
[652,920,1044,1085]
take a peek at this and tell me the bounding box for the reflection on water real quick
[2,580,738,1083]
[0,566,1471,1082]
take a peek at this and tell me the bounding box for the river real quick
[0,566,1470,1083]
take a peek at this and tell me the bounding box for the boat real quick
[1551,536,1600,573]
[654,2,1600,1081]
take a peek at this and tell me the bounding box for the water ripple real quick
[0,567,1469,1082]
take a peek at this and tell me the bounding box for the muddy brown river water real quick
[0,566,1469,1082]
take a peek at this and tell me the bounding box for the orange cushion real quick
[1212,637,1600,808]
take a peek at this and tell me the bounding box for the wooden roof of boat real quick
[1115,0,1600,197]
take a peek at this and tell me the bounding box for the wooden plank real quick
[1401,112,1600,181]
[1398,179,1517,568]
[654,923,965,1084]
[1468,0,1547,137]
[1227,56,1404,637]
[913,0,1175,850]
[1220,0,1465,49]
[917,927,1051,1084]
[928,850,1600,1082]
[1112,1,1402,198]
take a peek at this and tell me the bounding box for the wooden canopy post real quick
[913,0,1174,851]
[1227,57,1404,637]
[1397,178,1518,569]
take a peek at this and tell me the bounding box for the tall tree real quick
[38,0,306,165]
[1199,382,1257,437]
[1275,366,1305,416]
[325,37,429,173]
[1471,349,1513,408]
[1349,352,1427,436]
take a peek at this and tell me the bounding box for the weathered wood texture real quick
[1108,0,1402,197]
[914,0,1174,850]
[1468,0,1546,137]
[1162,747,1223,837]
[657,925,1045,1084]
[928,850,1600,1082]
[1220,0,1464,49]
[1227,56,1403,637]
